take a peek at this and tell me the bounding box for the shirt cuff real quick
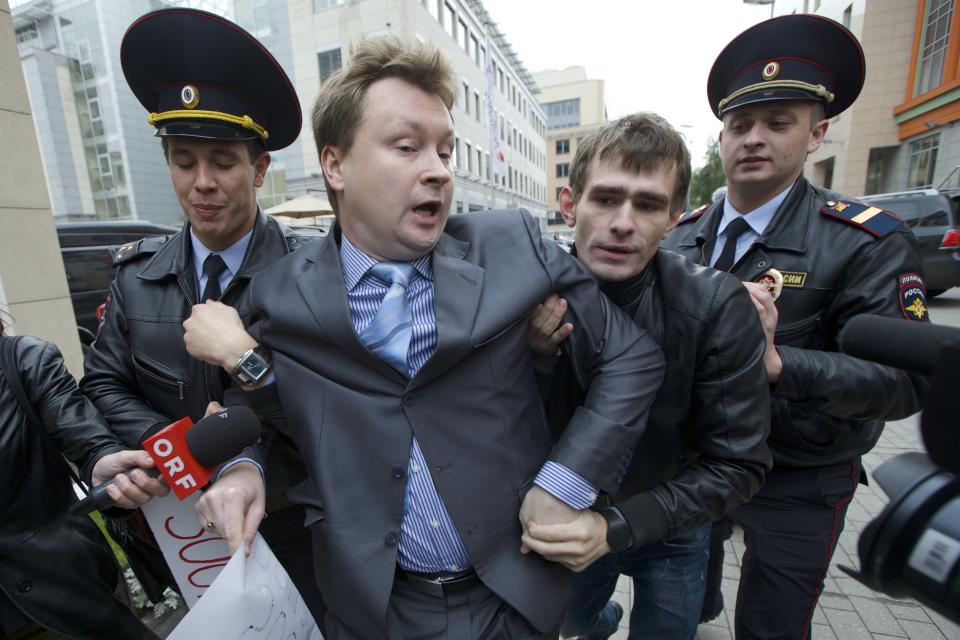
[534,461,598,510]
[216,456,264,481]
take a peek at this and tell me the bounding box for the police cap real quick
[121,8,300,151]
[707,14,865,120]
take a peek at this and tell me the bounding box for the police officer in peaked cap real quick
[663,14,928,639]
[81,7,326,627]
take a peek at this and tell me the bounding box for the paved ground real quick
[609,289,960,639]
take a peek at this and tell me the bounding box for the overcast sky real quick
[481,0,777,168]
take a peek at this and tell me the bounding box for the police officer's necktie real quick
[713,216,751,272]
[359,262,416,374]
[201,254,228,302]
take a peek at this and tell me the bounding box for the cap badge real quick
[762,61,780,81]
[181,85,200,109]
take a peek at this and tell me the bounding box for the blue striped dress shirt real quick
[339,236,598,573]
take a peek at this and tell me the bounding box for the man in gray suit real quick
[183,37,664,639]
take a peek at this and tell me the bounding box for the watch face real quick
[242,358,266,377]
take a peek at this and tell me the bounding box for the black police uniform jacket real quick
[544,249,773,546]
[0,337,154,639]
[81,212,315,495]
[663,177,927,468]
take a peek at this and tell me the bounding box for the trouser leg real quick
[731,460,860,640]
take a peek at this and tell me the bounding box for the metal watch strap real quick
[600,506,634,552]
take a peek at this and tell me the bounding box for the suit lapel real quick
[412,234,484,387]
[295,230,407,383]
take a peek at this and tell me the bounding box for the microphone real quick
[837,314,960,376]
[73,405,260,514]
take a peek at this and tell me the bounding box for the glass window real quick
[466,142,473,173]
[556,139,570,155]
[443,3,455,38]
[906,134,940,188]
[916,0,954,95]
[313,0,344,11]
[545,99,581,129]
[318,48,342,84]
[474,92,481,122]
[427,0,439,20]
[458,19,468,50]
[556,163,570,178]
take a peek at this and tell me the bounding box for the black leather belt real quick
[396,566,480,598]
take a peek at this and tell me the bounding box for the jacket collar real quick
[675,176,815,258]
[138,210,288,282]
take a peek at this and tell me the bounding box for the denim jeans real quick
[560,522,711,640]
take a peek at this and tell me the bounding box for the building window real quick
[916,0,954,95]
[457,19,468,50]
[474,91,481,122]
[842,4,852,28]
[313,0,343,11]
[454,135,461,169]
[443,2,455,38]
[906,134,940,188]
[556,163,570,178]
[466,142,473,173]
[317,47,342,84]
[462,81,470,115]
[426,0,439,21]
[555,139,570,155]
[544,99,581,129]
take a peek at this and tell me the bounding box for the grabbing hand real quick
[195,462,265,556]
[91,450,170,509]
[521,509,610,572]
[519,485,579,555]
[527,294,574,355]
[183,301,256,371]
[742,281,782,383]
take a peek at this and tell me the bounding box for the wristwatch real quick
[600,506,634,552]
[231,346,272,386]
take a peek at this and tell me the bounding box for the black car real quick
[862,189,960,296]
[56,220,178,350]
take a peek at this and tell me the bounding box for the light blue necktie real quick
[360,262,416,374]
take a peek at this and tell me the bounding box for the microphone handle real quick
[69,467,162,515]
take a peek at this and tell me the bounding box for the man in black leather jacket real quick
[80,8,325,624]
[663,15,928,639]
[524,113,771,639]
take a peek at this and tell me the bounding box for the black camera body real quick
[838,319,960,624]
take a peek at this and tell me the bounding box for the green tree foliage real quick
[689,138,726,210]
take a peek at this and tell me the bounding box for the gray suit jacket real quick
[234,210,664,635]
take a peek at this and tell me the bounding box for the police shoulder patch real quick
[677,204,709,226]
[112,235,167,266]
[820,200,904,238]
[898,272,928,321]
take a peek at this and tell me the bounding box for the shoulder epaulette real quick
[112,235,168,266]
[677,204,709,226]
[820,200,904,238]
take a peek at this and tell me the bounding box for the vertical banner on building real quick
[484,49,507,177]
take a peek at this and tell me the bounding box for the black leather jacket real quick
[544,249,772,546]
[81,213,317,495]
[663,177,927,468]
[0,336,154,639]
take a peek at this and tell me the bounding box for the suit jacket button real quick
[17,579,31,593]
[385,530,399,546]
[392,466,405,480]
[402,393,416,406]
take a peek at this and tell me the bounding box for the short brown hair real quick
[311,36,458,213]
[568,112,691,212]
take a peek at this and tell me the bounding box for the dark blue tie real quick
[713,216,751,272]
[360,262,416,374]
[201,254,227,301]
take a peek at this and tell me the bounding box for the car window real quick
[61,248,114,292]
[869,199,920,227]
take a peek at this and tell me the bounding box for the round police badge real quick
[762,61,780,81]
[181,84,200,109]
[755,268,784,301]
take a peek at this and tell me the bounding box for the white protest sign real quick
[167,534,322,640]
[141,492,231,605]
